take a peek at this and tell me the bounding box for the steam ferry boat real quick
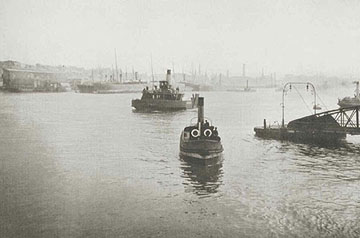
[131,69,198,111]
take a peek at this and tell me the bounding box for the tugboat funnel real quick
[198,97,204,123]
[166,69,171,83]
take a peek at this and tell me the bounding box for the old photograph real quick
[0,0,360,237]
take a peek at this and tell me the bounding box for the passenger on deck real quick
[213,127,218,137]
[204,120,210,128]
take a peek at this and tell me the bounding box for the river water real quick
[0,87,359,237]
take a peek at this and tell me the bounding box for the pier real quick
[255,106,360,143]
[255,82,360,143]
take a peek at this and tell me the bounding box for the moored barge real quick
[255,82,347,144]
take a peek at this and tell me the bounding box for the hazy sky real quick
[1,0,360,76]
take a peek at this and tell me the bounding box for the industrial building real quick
[2,68,66,92]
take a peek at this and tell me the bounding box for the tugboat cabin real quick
[182,122,220,142]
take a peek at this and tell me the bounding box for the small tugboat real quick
[180,97,223,159]
[338,81,360,108]
[131,69,198,111]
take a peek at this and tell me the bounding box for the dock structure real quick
[2,68,65,92]
[255,106,360,143]
[255,81,360,144]
[306,106,360,135]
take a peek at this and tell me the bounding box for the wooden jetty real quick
[254,82,360,144]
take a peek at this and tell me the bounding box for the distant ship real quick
[131,69,198,111]
[179,97,223,159]
[338,81,360,108]
[227,80,256,92]
[77,81,148,94]
[180,81,213,91]
[77,49,150,94]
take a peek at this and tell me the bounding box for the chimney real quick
[198,97,204,123]
[166,69,171,83]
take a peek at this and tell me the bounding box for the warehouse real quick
[2,68,65,92]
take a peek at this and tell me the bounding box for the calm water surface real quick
[0,88,360,237]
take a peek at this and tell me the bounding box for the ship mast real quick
[151,55,154,86]
[125,67,128,81]
[172,62,176,82]
[114,48,119,83]
[111,65,114,82]
[183,73,186,81]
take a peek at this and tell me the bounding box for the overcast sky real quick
[1,0,360,76]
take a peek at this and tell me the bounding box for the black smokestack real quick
[166,69,171,82]
[198,97,204,123]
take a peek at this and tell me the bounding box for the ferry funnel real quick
[166,69,171,83]
[198,97,204,123]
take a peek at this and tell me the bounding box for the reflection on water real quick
[278,140,360,182]
[179,155,223,197]
[276,138,360,158]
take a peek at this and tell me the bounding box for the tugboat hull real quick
[179,150,222,160]
[180,135,223,160]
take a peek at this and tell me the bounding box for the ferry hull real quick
[132,99,194,111]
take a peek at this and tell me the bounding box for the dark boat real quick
[180,97,223,159]
[131,69,198,111]
[338,81,360,108]
[254,116,346,145]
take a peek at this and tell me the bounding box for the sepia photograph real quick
[0,0,360,237]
